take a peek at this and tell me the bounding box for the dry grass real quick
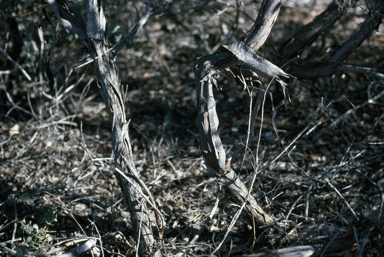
[1,0,384,256]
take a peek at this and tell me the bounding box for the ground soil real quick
[1,0,383,256]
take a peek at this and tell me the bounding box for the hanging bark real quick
[195,0,289,228]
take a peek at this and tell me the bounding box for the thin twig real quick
[355,169,384,224]
[285,187,311,222]
[313,89,384,141]
[355,226,375,257]
[114,167,165,229]
[339,65,384,80]
[319,231,339,257]
[325,179,359,221]
[188,185,221,246]
[269,100,334,176]
[75,0,177,70]
[0,47,32,82]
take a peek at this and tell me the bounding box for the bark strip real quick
[42,1,172,255]
[195,0,288,228]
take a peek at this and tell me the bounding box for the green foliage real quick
[20,210,58,250]
[15,246,28,257]
[40,209,58,226]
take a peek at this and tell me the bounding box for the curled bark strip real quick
[195,0,287,229]
[196,67,226,172]
[223,41,293,80]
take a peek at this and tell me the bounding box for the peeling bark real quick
[195,0,287,229]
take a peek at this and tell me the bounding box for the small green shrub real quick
[20,210,58,250]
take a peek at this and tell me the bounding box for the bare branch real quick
[114,0,177,54]
[0,47,32,82]
[285,0,384,79]
[242,0,283,52]
[279,0,352,66]
[329,0,384,63]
